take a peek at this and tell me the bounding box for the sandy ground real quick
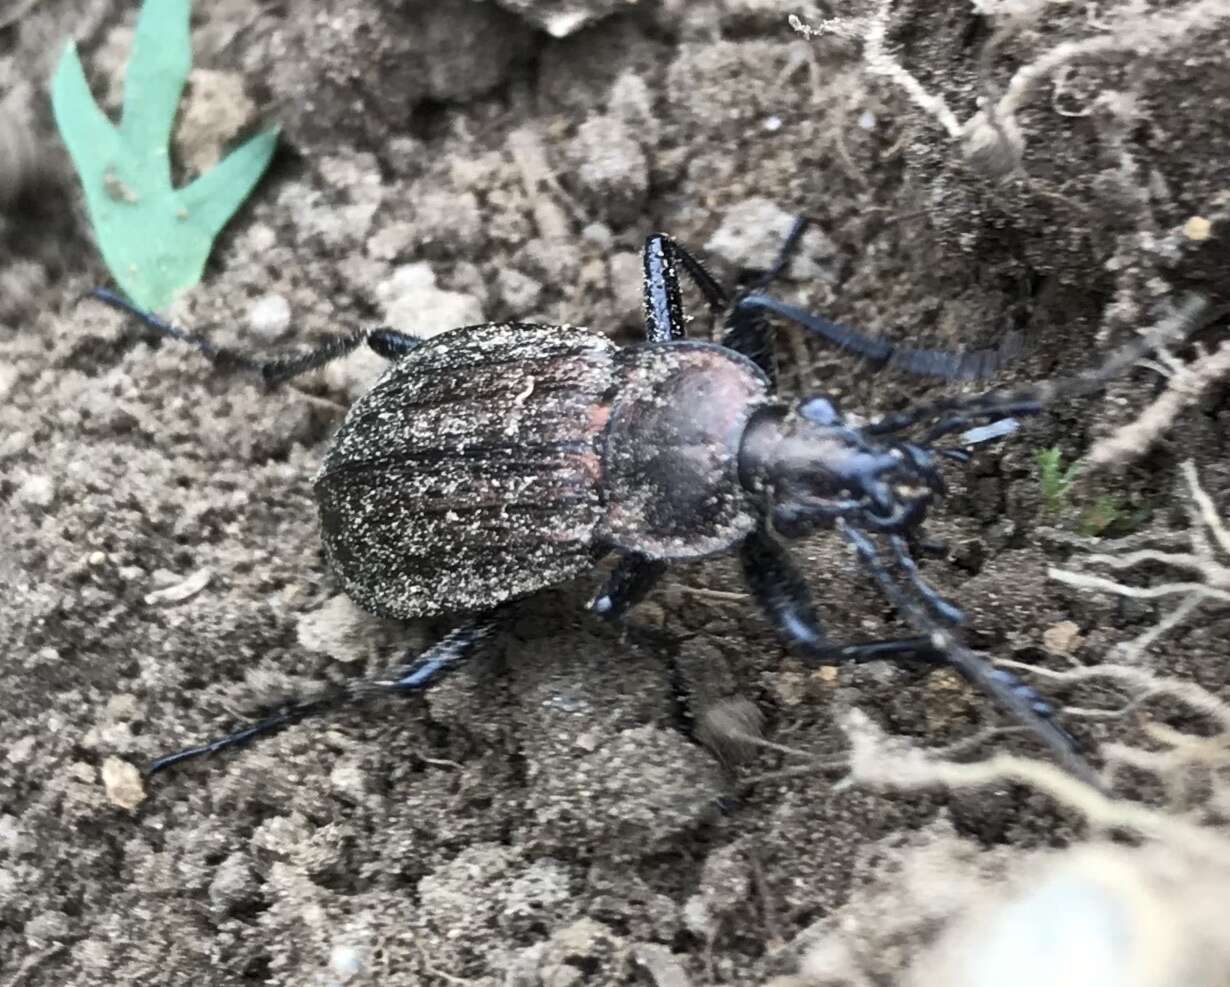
[3,1,1230,984]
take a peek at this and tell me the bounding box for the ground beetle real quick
[96,219,1200,784]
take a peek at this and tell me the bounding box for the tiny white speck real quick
[330,944,363,979]
[857,110,877,130]
[763,115,783,132]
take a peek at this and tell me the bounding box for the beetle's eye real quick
[800,395,841,425]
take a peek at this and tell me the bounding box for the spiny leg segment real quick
[91,287,423,385]
[148,616,504,774]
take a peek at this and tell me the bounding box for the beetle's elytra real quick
[95,218,1200,782]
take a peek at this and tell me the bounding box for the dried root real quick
[790,0,1230,176]
[1049,461,1230,662]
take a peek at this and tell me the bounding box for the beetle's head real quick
[740,395,946,537]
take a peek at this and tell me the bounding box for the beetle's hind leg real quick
[146,616,502,775]
[91,288,424,386]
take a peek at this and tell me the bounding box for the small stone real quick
[773,671,807,707]
[330,944,365,981]
[247,294,292,340]
[1183,215,1212,241]
[296,593,385,663]
[144,567,212,606]
[571,115,648,227]
[101,757,146,809]
[495,267,543,314]
[329,763,369,802]
[174,68,258,175]
[813,665,839,685]
[1042,620,1082,656]
[208,853,258,912]
[6,736,35,765]
[706,197,835,278]
[15,474,54,508]
[375,262,485,338]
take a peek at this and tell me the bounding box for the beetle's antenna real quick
[866,293,1218,439]
[835,518,1103,789]
[737,293,1022,380]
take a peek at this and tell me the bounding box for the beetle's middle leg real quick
[641,233,729,343]
[92,288,423,386]
[589,553,668,620]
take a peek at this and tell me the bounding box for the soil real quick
[3,2,1230,985]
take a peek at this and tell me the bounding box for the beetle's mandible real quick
[95,218,1207,783]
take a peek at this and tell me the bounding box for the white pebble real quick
[247,294,292,339]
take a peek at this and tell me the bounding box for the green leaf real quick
[50,0,277,310]
[179,126,280,241]
[118,0,190,184]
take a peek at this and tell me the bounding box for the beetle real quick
[95,219,1201,783]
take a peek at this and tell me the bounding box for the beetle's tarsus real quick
[589,553,668,621]
[835,518,1098,784]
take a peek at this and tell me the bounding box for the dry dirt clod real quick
[99,757,145,810]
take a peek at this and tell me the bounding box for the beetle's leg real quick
[865,293,1215,437]
[835,519,1101,787]
[589,553,668,620]
[718,216,813,388]
[642,233,729,343]
[740,525,946,665]
[91,288,423,386]
[146,617,501,774]
[887,534,964,625]
[370,616,503,694]
[642,234,691,343]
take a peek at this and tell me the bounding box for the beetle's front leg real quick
[740,526,947,666]
[589,552,668,620]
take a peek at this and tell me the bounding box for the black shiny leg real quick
[720,215,812,388]
[736,292,1017,381]
[835,519,1097,784]
[147,616,502,774]
[91,288,423,385]
[589,553,668,620]
[641,233,729,343]
[740,526,947,668]
[888,534,964,625]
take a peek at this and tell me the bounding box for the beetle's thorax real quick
[600,341,770,560]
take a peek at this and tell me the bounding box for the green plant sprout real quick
[51,0,277,309]
[1035,447,1144,536]
[1035,446,1078,516]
